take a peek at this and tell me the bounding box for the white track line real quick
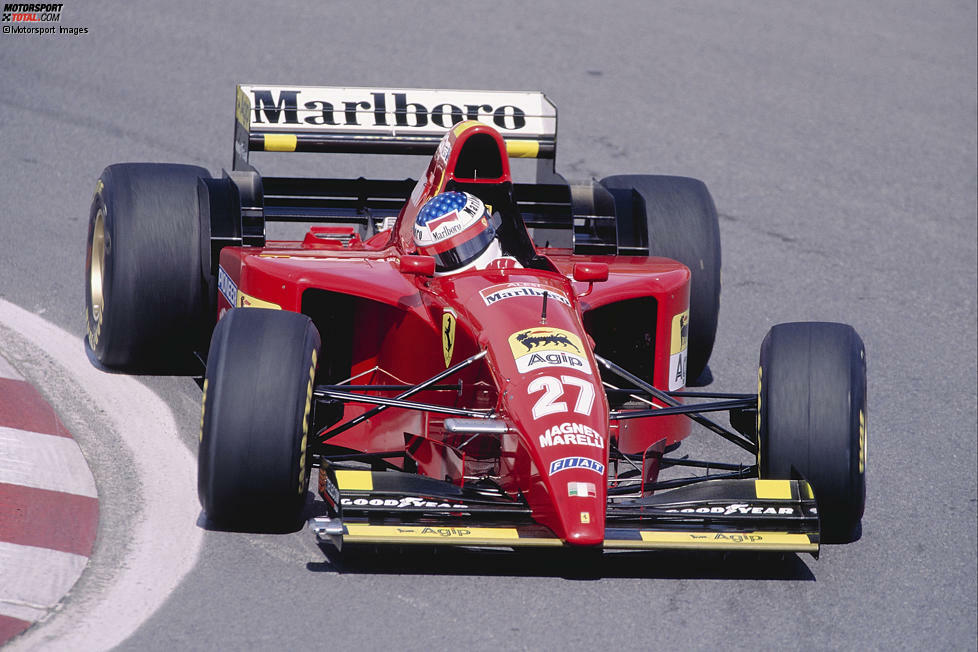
[0,299,202,651]
[0,426,98,497]
[0,354,25,380]
[0,543,90,623]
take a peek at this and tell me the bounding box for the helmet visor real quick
[426,222,496,272]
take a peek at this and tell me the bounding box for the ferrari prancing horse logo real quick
[442,309,457,367]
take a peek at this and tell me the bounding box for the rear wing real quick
[220,85,630,255]
[233,85,558,174]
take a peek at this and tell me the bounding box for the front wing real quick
[309,468,819,554]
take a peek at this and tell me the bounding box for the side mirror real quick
[399,255,436,276]
[572,262,609,283]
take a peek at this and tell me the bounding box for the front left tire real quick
[757,321,867,543]
[198,308,321,530]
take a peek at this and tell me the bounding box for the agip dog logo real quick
[669,310,689,390]
[508,327,589,374]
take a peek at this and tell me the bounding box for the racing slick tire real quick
[757,322,867,543]
[599,175,721,385]
[85,163,211,373]
[198,308,321,530]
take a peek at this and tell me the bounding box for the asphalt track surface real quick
[1,1,975,649]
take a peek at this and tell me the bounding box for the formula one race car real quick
[85,86,867,555]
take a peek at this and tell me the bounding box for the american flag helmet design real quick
[414,191,496,272]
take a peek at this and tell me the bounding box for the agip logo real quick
[668,310,689,390]
[508,327,589,374]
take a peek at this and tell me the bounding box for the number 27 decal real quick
[527,375,595,419]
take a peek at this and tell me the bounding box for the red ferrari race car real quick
[85,86,867,555]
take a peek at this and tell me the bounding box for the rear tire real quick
[600,175,721,384]
[85,163,211,373]
[757,322,867,543]
[198,308,321,530]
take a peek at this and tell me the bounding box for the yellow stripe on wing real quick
[600,531,817,552]
[754,479,793,500]
[505,140,540,158]
[264,134,298,152]
[335,470,373,491]
[344,524,534,546]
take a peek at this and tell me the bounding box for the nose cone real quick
[549,474,606,546]
[501,374,610,548]
[563,514,605,546]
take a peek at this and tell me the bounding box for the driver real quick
[414,191,520,274]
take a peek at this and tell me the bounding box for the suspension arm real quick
[610,398,756,419]
[316,350,488,443]
[594,354,757,454]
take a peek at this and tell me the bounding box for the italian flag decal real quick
[567,482,596,497]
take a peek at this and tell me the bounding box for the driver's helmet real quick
[414,191,499,273]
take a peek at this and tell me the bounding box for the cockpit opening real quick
[453,133,504,181]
